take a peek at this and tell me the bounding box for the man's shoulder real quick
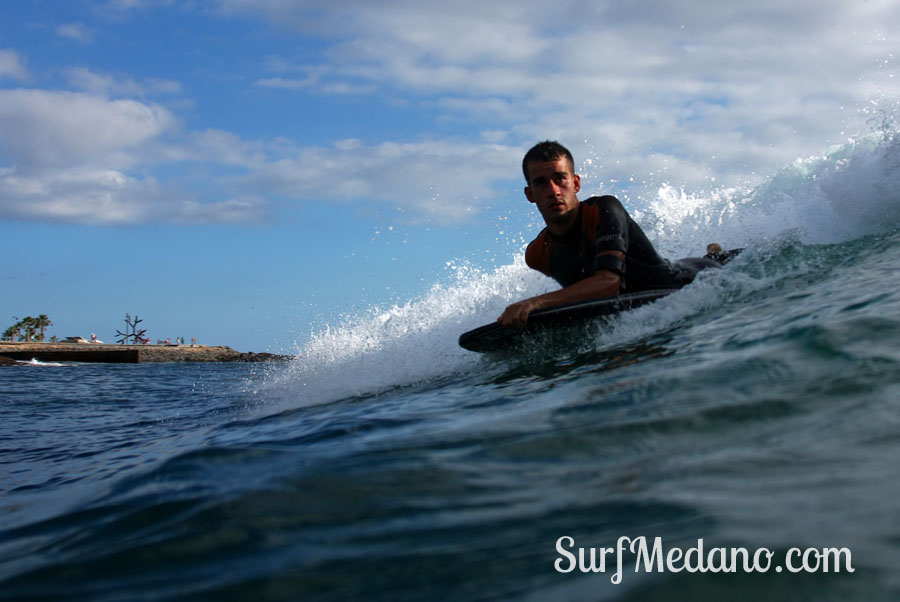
[582,195,629,227]
[525,228,550,269]
[525,228,549,252]
[582,195,622,209]
[578,195,625,230]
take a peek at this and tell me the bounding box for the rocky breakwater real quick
[0,342,293,364]
[137,345,292,363]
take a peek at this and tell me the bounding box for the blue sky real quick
[2,0,899,352]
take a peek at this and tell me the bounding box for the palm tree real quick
[21,317,37,343]
[6,317,25,342]
[3,316,52,342]
[34,315,52,342]
[7,316,21,341]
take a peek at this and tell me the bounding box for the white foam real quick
[642,129,900,255]
[262,256,556,407]
[18,358,67,367]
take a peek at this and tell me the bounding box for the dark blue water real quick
[3,132,900,601]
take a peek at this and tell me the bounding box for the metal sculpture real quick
[116,314,147,344]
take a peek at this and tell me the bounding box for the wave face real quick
[3,131,900,601]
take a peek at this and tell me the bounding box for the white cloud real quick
[0,166,265,225]
[56,22,94,43]
[65,68,144,97]
[160,129,268,168]
[0,81,275,225]
[65,67,182,98]
[100,0,175,12]
[256,76,315,90]
[0,87,272,225]
[0,49,28,81]
[224,0,900,196]
[0,168,155,223]
[5,1,900,228]
[173,196,268,225]
[245,139,523,223]
[0,89,176,169]
[255,62,377,94]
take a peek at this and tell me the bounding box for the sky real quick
[2,0,899,352]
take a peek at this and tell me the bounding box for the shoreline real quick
[0,342,292,365]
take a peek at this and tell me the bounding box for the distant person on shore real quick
[499,140,722,328]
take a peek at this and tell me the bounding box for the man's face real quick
[524,156,581,228]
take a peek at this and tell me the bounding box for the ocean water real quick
[3,131,900,601]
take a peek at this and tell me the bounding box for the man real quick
[704,242,742,264]
[499,141,717,327]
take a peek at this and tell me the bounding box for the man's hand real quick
[497,267,623,329]
[498,298,544,328]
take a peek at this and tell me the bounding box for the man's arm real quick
[498,252,624,327]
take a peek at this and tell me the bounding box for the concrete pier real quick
[0,342,291,364]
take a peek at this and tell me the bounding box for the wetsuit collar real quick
[547,202,583,245]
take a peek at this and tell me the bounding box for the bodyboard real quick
[459,289,677,353]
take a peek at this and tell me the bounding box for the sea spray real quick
[640,130,900,256]
[263,257,557,407]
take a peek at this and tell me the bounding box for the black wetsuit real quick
[704,248,743,264]
[525,195,718,292]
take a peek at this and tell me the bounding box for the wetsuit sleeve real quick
[590,195,629,276]
[524,231,551,276]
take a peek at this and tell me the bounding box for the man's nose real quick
[549,180,563,196]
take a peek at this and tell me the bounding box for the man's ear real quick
[573,173,581,193]
[524,186,535,204]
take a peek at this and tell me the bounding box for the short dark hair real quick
[522,140,575,184]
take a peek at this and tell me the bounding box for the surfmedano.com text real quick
[554,536,855,584]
